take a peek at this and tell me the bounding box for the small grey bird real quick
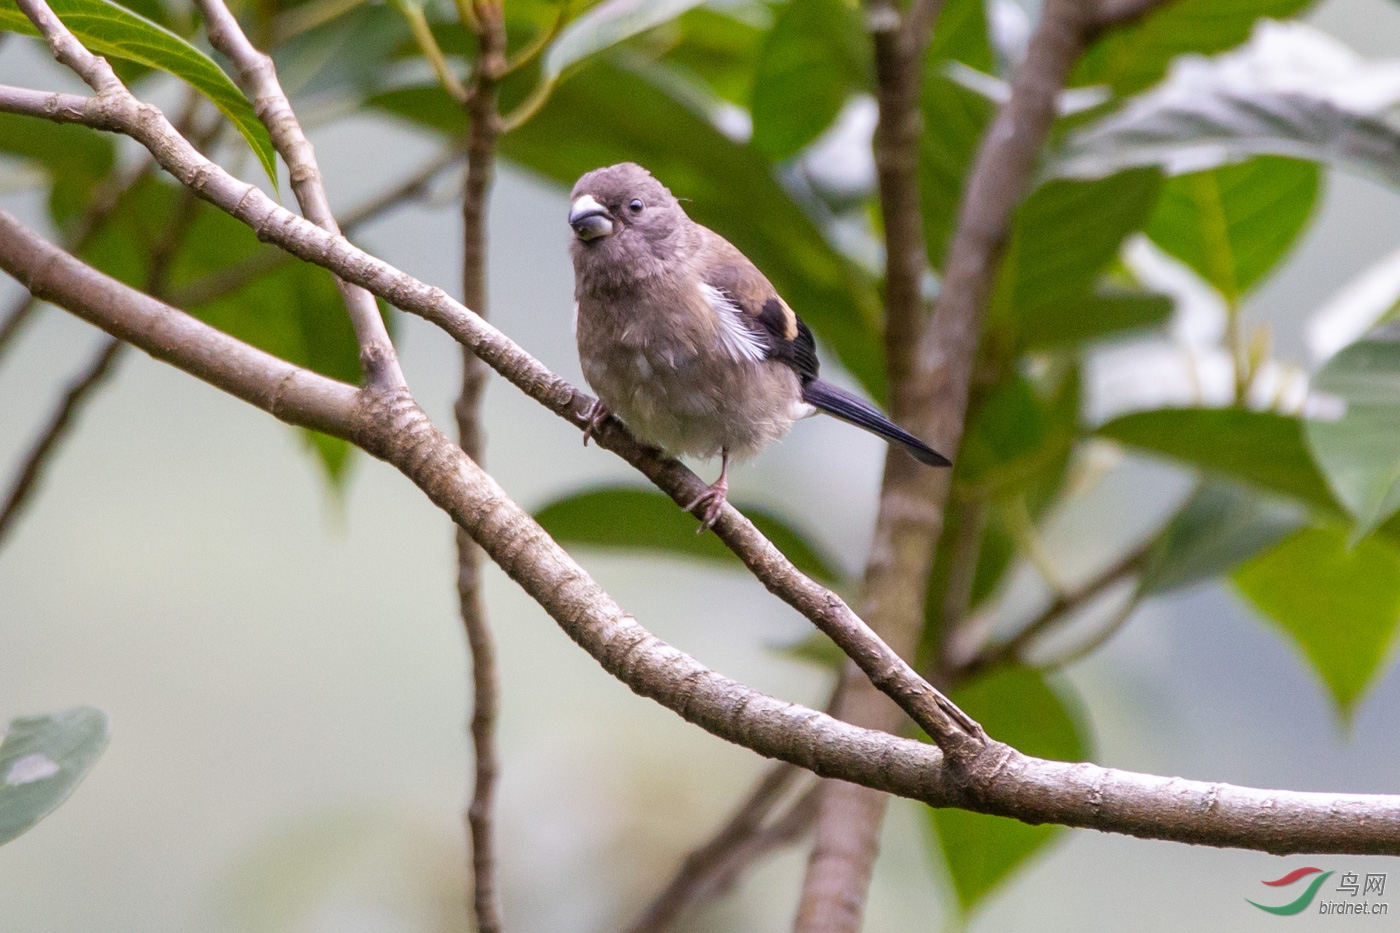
[568,162,950,529]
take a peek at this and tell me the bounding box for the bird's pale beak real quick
[569,195,614,241]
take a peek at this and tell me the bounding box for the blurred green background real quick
[5,0,1400,929]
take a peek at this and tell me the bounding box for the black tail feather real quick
[802,379,951,467]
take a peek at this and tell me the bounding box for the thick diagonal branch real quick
[6,211,1400,856]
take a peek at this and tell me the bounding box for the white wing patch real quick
[699,283,768,363]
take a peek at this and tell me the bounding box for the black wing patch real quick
[760,303,819,385]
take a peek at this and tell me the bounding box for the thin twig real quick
[455,1,508,930]
[626,762,810,933]
[959,539,1153,678]
[0,337,123,544]
[502,0,568,76]
[196,0,406,391]
[391,0,470,104]
[0,293,37,358]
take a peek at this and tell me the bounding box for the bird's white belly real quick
[582,346,806,461]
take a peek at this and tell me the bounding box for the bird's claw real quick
[684,480,729,533]
[582,399,610,446]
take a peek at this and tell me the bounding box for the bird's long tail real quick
[801,379,951,467]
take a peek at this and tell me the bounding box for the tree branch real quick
[193,0,405,391]
[5,210,1400,856]
[626,762,815,933]
[0,336,122,545]
[0,83,986,754]
[795,0,948,926]
[456,3,508,930]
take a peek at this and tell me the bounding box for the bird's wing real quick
[694,230,819,382]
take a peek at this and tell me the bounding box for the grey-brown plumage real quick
[568,162,949,528]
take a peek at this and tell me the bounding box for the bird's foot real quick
[581,399,610,446]
[684,477,729,533]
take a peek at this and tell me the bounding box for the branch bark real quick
[456,3,508,931]
[795,1,947,927]
[194,0,404,391]
[5,211,1400,858]
[0,75,979,755]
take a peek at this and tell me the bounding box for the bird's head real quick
[568,163,687,269]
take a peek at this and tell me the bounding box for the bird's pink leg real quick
[685,448,730,532]
[581,398,610,446]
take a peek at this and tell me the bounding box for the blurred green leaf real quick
[81,177,369,485]
[533,485,843,584]
[1053,25,1400,187]
[958,376,1049,488]
[919,71,995,268]
[1098,408,1337,512]
[750,0,866,160]
[1305,324,1400,541]
[994,170,1161,320]
[928,0,993,73]
[275,2,409,102]
[657,7,764,107]
[1234,524,1400,718]
[0,112,114,226]
[542,0,708,81]
[1018,288,1172,352]
[1140,479,1304,595]
[0,707,108,846]
[927,668,1089,913]
[0,0,278,187]
[773,630,844,670]
[1146,157,1318,302]
[1071,0,1316,95]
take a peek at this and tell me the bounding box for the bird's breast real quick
[574,295,802,461]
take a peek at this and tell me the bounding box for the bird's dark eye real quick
[628,199,644,214]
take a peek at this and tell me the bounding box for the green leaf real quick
[0,112,114,226]
[1098,408,1338,513]
[542,0,708,82]
[1071,0,1317,95]
[750,0,866,160]
[1234,524,1400,717]
[1140,479,1304,595]
[927,668,1089,913]
[0,0,277,187]
[1017,288,1172,351]
[994,169,1161,320]
[1053,24,1400,188]
[1305,324,1400,541]
[533,486,843,584]
[0,707,109,846]
[657,7,764,107]
[1146,157,1318,303]
[928,0,992,73]
[919,71,995,268]
[81,176,369,484]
